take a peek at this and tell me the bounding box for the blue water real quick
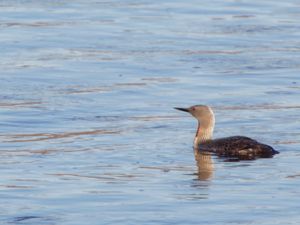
[1,0,300,224]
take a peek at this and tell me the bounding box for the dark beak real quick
[174,107,190,113]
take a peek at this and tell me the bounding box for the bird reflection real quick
[194,149,214,181]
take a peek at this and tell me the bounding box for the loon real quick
[175,105,279,160]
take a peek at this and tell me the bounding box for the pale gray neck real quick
[193,115,215,149]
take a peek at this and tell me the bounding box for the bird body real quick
[199,136,278,160]
[175,105,279,160]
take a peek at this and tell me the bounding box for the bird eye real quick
[191,107,196,111]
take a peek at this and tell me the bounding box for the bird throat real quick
[194,121,214,148]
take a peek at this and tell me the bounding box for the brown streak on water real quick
[232,15,255,19]
[114,82,147,87]
[286,174,300,179]
[130,115,180,121]
[216,104,300,110]
[1,21,65,27]
[0,185,34,189]
[3,129,120,142]
[0,147,117,157]
[184,50,242,55]
[64,87,111,94]
[62,82,148,95]
[49,173,142,181]
[139,165,194,172]
[141,77,178,82]
[0,101,42,108]
[274,140,300,145]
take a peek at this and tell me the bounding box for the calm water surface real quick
[1,0,300,224]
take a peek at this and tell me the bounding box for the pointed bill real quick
[174,107,190,112]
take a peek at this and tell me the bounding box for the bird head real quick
[174,105,214,122]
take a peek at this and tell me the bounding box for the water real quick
[1,0,300,224]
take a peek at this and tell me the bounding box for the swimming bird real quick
[175,105,279,160]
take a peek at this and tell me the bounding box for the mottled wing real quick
[199,136,277,160]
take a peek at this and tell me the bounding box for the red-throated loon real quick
[175,105,279,160]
